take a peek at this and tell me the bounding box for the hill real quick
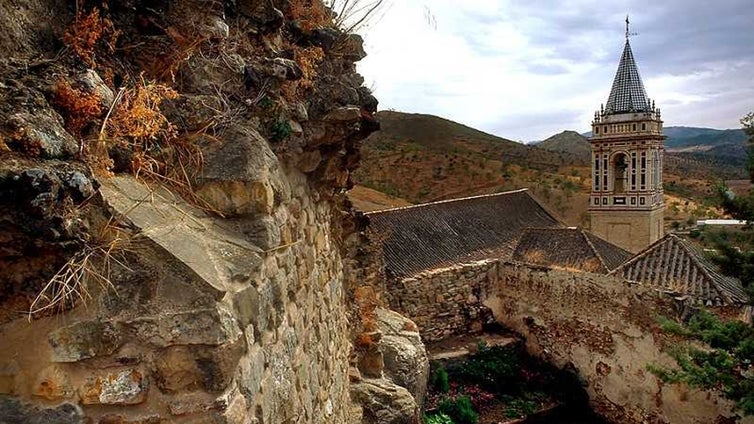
[537,130,590,161]
[352,112,737,227]
[663,127,746,149]
[352,111,597,225]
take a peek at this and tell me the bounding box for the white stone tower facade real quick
[589,20,665,253]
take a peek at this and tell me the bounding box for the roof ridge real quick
[581,229,609,273]
[673,236,736,304]
[365,188,531,216]
[609,232,673,276]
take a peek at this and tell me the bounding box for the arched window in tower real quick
[612,153,628,193]
[651,151,660,189]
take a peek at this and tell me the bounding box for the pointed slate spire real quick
[604,39,650,114]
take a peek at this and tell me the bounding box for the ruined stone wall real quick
[0,164,358,423]
[387,259,750,423]
[385,260,497,342]
[0,0,396,422]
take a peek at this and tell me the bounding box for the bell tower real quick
[589,17,665,253]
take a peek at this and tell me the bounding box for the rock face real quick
[349,308,427,424]
[0,0,422,423]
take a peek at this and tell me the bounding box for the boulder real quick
[376,308,429,406]
[7,111,78,159]
[350,378,420,424]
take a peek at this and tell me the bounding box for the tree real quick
[650,112,754,417]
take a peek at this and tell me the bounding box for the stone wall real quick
[0,165,358,423]
[386,259,751,423]
[0,0,412,422]
[385,261,497,342]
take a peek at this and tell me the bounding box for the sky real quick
[355,0,754,142]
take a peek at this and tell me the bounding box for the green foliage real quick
[269,119,292,142]
[454,343,519,394]
[650,311,754,415]
[501,395,541,419]
[431,367,451,394]
[424,412,454,424]
[438,396,478,424]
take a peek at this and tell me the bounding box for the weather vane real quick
[625,14,638,40]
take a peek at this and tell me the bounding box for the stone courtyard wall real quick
[385,259,750,423]
[385,260,498,342]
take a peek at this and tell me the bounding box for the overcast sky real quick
[356,0,754,142]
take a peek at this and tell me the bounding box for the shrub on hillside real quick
[438,396,478,424]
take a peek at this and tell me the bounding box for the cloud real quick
[357,0,754,141]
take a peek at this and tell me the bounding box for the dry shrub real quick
[28,221,133,317]
[107,76,178,144]
[281,46,325,101]
[296,46,325,90]
[288,0,333,31]
[148,26,208,83]
[52,79,103,138]
[63,7,119,68]
[104,76,218,214]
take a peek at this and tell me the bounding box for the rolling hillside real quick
[351,112,597,224]
[536,130,590,161]
[351,111,736,227]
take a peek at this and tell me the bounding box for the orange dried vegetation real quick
[63,7,119,67]
[52,79,102,137]
[107,76,178,145]
[295,46,325,90]
[282,46,325,101]
[288,0,332,31]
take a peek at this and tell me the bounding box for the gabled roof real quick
[512,227,632,274]
[367,189,563,278]
[610,234,750,306]
[604,40,651,115]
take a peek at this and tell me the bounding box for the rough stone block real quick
[127,307,241,347]
[48,321,121,363]
[80,369,147,405]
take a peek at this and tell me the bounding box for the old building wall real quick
[0,161,360,423]
[590,207,664,253]
[385,261,497,342]
[0,0,420,422]
[386,259,750,423]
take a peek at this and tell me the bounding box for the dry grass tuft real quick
[63,7,119,68]
[28,221,133,318]
[296,46,325,90]
[106,75,178,145]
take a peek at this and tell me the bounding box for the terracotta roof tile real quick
[610,234,750,306]
[367,189,563,278]
[512,228,632,273]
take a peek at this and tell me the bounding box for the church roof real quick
[610,234,750,306]
[367,189,563,278]
[604,40,651,115]
[512,227,632,274]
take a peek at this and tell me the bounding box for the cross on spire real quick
[625,14,638,40]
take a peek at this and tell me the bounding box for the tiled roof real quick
[604,40,651,115]
[512,228,632,274]
[611,234,750,306]
[367,189,563,278]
